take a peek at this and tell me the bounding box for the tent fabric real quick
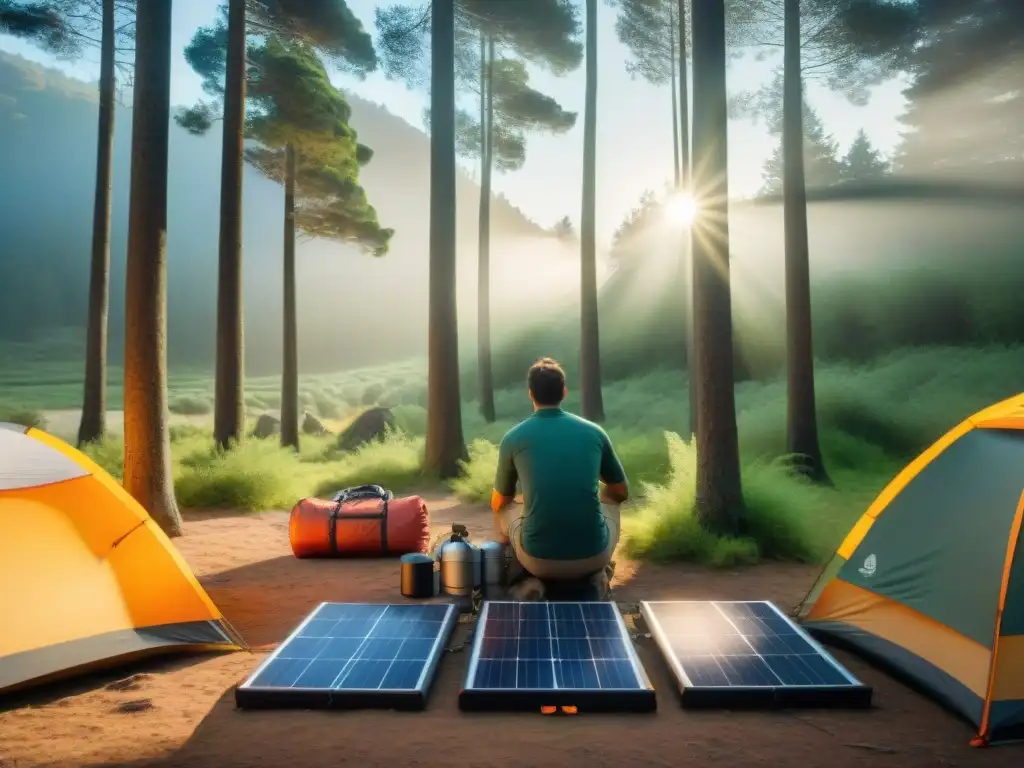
[798,393,1024,746]
[0,425,241,694]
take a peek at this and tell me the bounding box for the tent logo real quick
[859,554,877,577]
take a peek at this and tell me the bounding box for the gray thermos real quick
[436,524,479,597]
[478,540,507,587]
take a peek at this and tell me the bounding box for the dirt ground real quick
[1,494,1019,768]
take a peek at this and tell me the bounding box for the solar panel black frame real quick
[640,600,872,709]
[459,601,656,713]
[234,602,458,711]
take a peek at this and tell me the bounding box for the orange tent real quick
[0,422,241,693]
[798,393,1024,746]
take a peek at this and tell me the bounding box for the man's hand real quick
[600,480,629,505]
[492,510,510,544]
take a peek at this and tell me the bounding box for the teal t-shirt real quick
[493,408,627,561]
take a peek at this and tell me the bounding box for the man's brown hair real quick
[527,357,566,406]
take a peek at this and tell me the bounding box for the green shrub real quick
[361,382,385,405]
[168,395,212,415]
[622,433,827,567]
[450,439,500,502]
[313,432,426,497]
[0,404,45,429]
[175,439,309,510]
[311,390,342,419]
[81,436,124,481]
[245,394,267,410]
[392,404,427,436]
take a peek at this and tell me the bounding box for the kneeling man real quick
[491,357,629,588]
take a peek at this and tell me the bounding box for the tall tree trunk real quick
[423,0,467,478]
[579,0,604,423]
[477,34,496,423]
[690,0,743,536]
[77,0,115,447]
[123,0,181,537]
[678,0,691,189]
[280,144,299,451]
[214,0,246,450]
[679,0,697,440]
[783,0,828,482]
[669,5,680,187]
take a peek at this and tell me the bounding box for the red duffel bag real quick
[289,485,430,558]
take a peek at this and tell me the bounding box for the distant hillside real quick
[0,52,547,373]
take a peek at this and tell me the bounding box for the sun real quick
[664,192,698,227]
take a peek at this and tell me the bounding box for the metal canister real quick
[400,552,436,599]
[437,536,478,597]
[478,540,507,587]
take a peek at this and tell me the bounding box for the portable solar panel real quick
[235,602,458,710]
[640,600,872,708]
[459,601,656,713]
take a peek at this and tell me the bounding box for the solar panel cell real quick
[640,600,872,709]
[235,602,458,710]
[459,601,656,713]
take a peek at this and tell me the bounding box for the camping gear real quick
[0,422,241,694]
[478,540,507,589]
[289,486,430,558]
[797,392,1024,747]
[436,524,479,597]
[400,553,438,598]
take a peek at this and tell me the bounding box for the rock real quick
[302,411,330,436]
[250,413,280,439]
[337,406,395,451]
[113,698,154,714]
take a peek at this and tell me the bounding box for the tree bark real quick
[783,0,828,483]
[280,143,299,451]
[423,0,467,478]
[690,0,743,536]
[679,0,697,440]
[669,5,680,187]
[214,0,247,450]
[579,0,605,423]
[78,0,115,447]
[477,34,496,424]
[123,0,181,537]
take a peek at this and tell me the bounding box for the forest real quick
[0,0,1022,563]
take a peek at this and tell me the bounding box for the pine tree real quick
[757,79,842,195]
[840,128,889,181]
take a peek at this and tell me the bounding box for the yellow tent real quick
[0,422,241,694]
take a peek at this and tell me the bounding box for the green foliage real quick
[179,24,392,255]
[894,1,1023,179]
[242,38,393,254]
[168,394,213,415]
[175,439,311,510]
[253,0,377,77]
[430,53,578,172]
[449,438,500,501]
[0,402,44,428]
[0,2,72,50]
[840,128,889,181]
[757,78,843,193]
[623,434,824,566]
[0,1,135,62]
[80,435,123,478]
[186,2,376,97]
[313,432,426,496]
[613,0,684,85]
[729,0,917,104]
